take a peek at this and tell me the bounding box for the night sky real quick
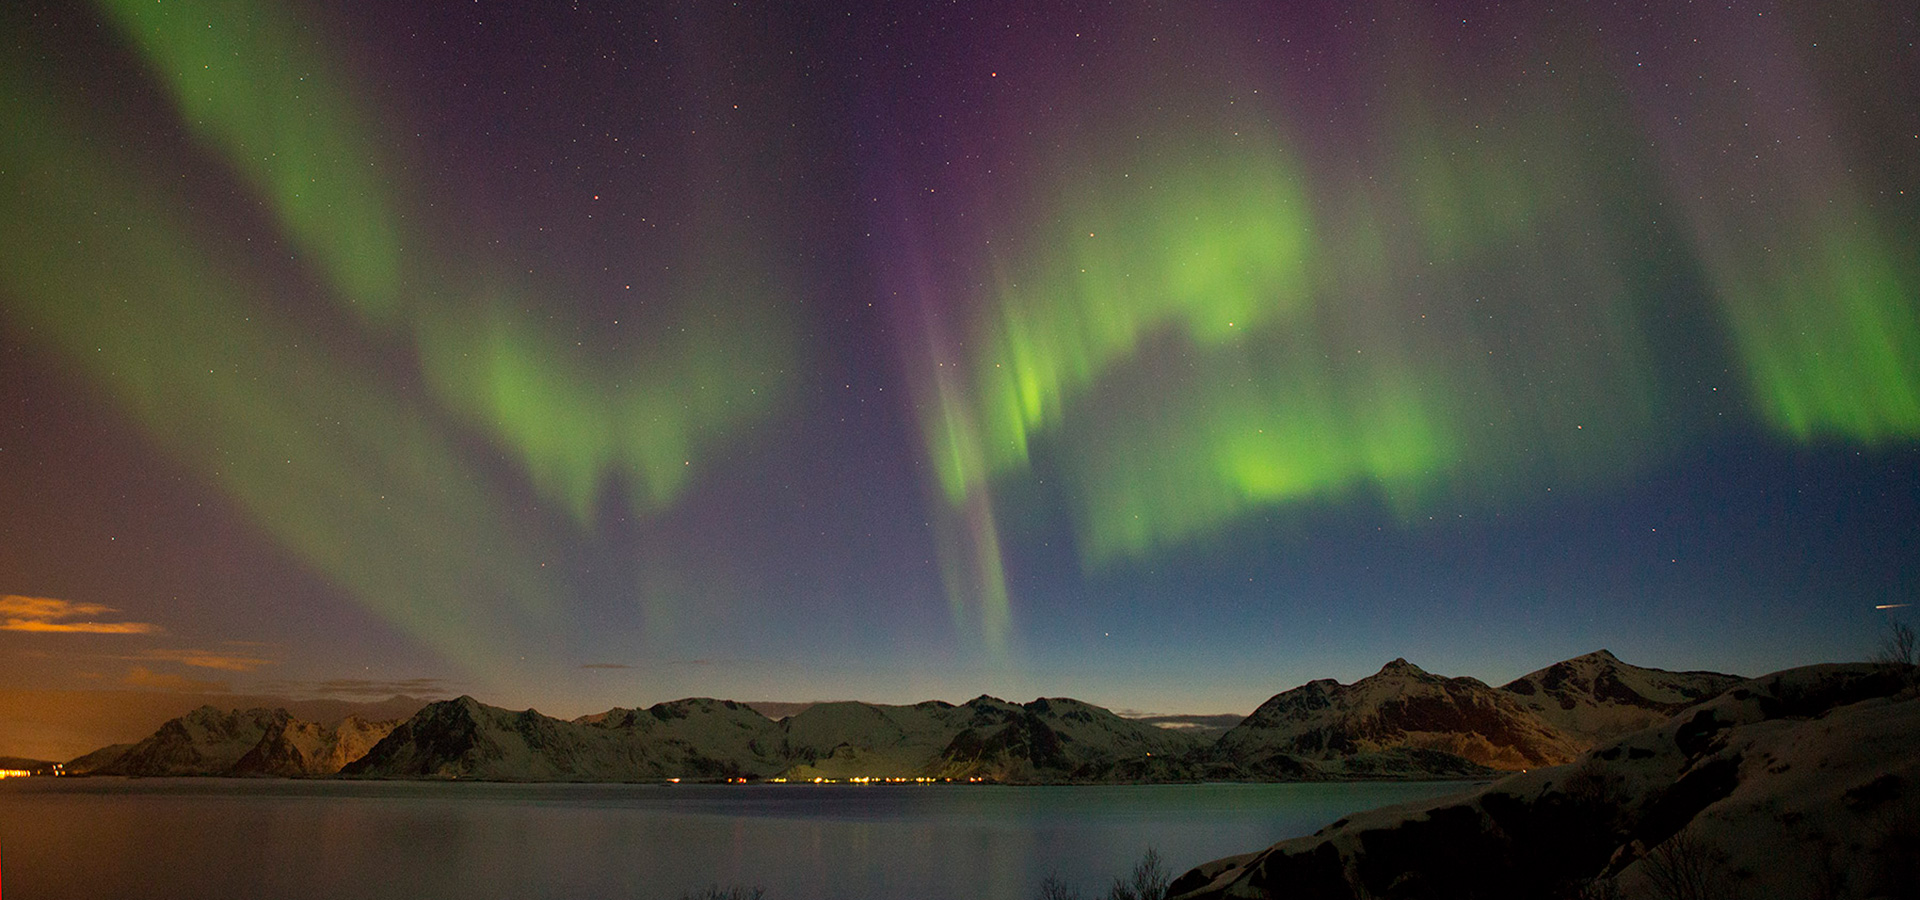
[3,0,1916,726]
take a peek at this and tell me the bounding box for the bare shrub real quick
[1038,849,1171,900]
[1639,828,1735,900]
[1873,619,1917,668]
[1038,872,1083,900]
[1108,848,1171,900]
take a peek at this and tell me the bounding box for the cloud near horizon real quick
[310,677,454,697]
[124,648,276,671]
[123,665,229,693]
[0,594,159,634]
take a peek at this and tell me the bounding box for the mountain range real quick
[56,650,1742,782]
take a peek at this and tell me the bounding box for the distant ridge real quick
[54,651,1746,783]
[0,755,57,774]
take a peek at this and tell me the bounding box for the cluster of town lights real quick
[0,763,62,778]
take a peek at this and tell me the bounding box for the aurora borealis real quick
[2,0,1916,740]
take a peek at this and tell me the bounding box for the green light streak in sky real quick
[941,137,1317,504]
[93,0,404,322]
[1060,339,1459,561]
[932,487,1012,655]
[90,0,796,522]
[1716,211,1920,442]
[417,280,791,521]
[0,67,562,670]
[1644,0,1920,447]
[932,95,1670,563]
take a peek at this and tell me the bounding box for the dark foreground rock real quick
[1170,663,1920,900]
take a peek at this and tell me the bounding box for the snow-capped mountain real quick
[1498,648,1743,744]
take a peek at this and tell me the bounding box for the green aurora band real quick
[918,6,1918,568]
[91,0,406,323]
[88,0,796,525]
[0,65,565,670]
[929,125,1664,563]
[1647,11,1920,445]
[0,2,799,671]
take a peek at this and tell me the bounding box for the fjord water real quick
[0,779,1469,900]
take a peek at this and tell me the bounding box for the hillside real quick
[1170,663,1920,899]
[0,755,57,775]
[1499,649,1743,744]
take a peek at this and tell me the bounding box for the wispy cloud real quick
[128,648,275,672]
[123,666,229,693]
[310,677,454,698]
[0,595,159,634]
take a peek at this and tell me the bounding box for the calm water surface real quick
[0,778,1472,900]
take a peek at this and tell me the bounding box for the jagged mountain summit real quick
[924,696,1203,782]
[1499,648,1744,744]
[77,706,402,777]
[346,696,787,781]
[1216,658,1585,778]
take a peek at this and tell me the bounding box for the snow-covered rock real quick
[232,713,400,776]
[96,706,288,776]
[78,706,401,776]
[1499,649,1743,745]
[925,696,1206,782]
